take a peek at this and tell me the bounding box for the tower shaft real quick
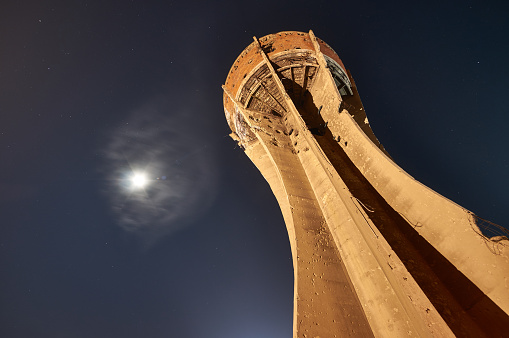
[223,31,509,337]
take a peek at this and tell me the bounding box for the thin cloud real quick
[101,97,217,245]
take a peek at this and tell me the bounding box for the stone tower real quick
[222,30,509,337]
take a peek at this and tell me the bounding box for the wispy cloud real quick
[101,97,217,245]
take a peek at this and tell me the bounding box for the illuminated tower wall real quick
[222,30,509,337]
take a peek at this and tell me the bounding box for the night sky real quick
[1,1,508,337]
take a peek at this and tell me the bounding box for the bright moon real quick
[131,172,148,188]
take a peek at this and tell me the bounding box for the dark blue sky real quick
[1,0,508,337]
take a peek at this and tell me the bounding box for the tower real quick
[222,31,509,337]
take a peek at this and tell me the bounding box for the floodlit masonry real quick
[222,30,509,337]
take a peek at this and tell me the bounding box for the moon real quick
[130,172,148,189]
